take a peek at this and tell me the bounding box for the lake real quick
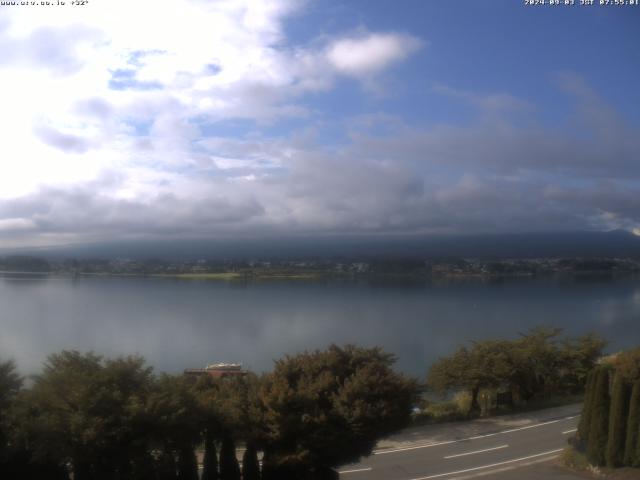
[1,274,639,378]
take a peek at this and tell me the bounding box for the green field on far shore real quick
[156,272,322,280]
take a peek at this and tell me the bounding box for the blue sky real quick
[0,0,638,247]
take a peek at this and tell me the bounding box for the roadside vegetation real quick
[421,328,605,422]
[567,347,640,473]
[0,345,417,480]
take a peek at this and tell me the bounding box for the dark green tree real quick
[242,442,260,480]
[176,446,199,480]
[129,452,157,480]
[508,327,565,401]
[427,342,510,414]
[0,359,21,413]
[219,436,241,480]
[0,360,21,449]
[201,432,219,480]
[636,424,640,469]
[587,367,611,466]
[577,369,597,446]
[155,451,177,480]
[624,380,640,467]
[260,449,276,480]
[428,328,605,413]
[17,351,155,479]
[147,374,202,480]
[194,373,264,480]
[559,333,606,394]
[606,373,630,467]
[260,344,418,477]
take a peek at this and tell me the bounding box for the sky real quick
[0,0,639,248]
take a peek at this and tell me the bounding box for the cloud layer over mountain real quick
[0,0,638,247]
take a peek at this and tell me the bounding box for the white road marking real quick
[409,448,564,480]
[443,444,508,459]
[562,428,577,434]
[338,467,373,474]
[374,416,578,455]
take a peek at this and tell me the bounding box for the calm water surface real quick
[1,275,639,377]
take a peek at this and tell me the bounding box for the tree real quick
[508,327,565,401]
[219,436,241,480]
[559,333,606,393]
[577,369,597,447]
[587,367,611,466]
[428,341,511,414]
[611,348,640,383]
[201,432,219,480]
[0,360,21,443]
[155,450,177,480]
[18,351,155,479]
[259,344,418,477]
[176,446,198,480]
[606,373,630,467]
[623,380,640,467]
[428,328,605,413]
[242,442,260,480]
[0,360,25,478]
[147,374,203,480]
[0,360,21,414]
[193,373,262,480]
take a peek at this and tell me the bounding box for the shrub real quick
[560,446,589,470]
[453,391,473,414]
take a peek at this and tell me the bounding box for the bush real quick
[560,447,589,470]
[423,400,469,422]
[453,391,473,414]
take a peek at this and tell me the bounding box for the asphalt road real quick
[338,410,579,480]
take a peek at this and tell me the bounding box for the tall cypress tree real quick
[624,381,640,467]
[241,442,260,480]
[636,421,640,468]
[578,369,597,447]
[176,446,199,480]
[260,449,275,480]
[587,367,610,466]
[155,450,177,480]
[219,436,241,480]
[202,433,219,480]
[606,373,630,467]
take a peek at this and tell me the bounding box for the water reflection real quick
[0,275,639,377]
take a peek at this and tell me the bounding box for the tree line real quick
[576,347,640,468]
[0,329,615,479]
[427,327,606,414]
[0,345,418,480]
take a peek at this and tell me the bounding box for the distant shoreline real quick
[1,269,638,282]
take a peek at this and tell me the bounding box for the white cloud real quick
[326,32,422,77]
[0,218,35,232]
[3,1,636,247]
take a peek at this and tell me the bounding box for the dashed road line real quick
[444,444,508,459]
[338,467,373,474]
[562,428,577,434]
[374,416,578,455]
[409,448,564,480]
